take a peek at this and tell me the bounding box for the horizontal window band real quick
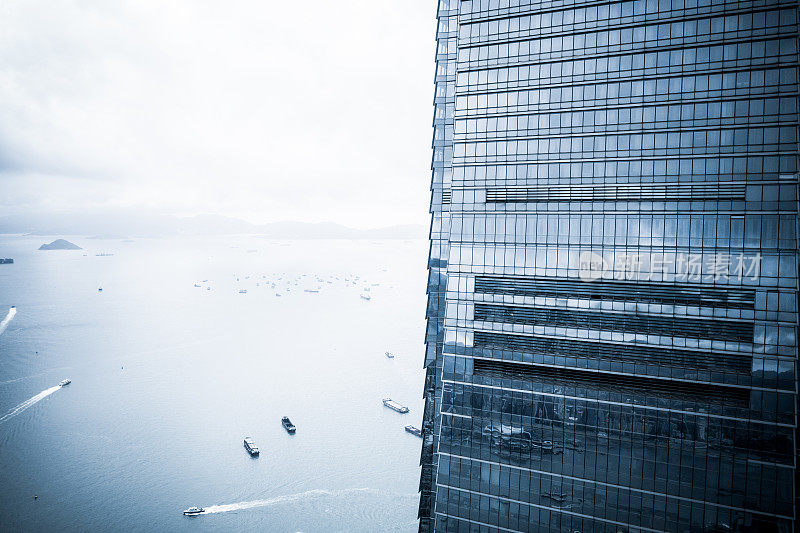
[454,68,798,98]
[455,40,798,76]
[474,275,756,309]
[457,1,784,28]
[473,303,755,342]
[485,183,747,202]
[471,358,751,407]
[452,151,799,165]
[473,331,752,373]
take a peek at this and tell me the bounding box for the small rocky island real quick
[39,239,82,250]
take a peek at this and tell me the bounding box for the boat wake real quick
[200,488,371,515]
[0,385,62,424]
[0,307,17,336]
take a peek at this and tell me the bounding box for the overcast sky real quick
[0,1,436,228]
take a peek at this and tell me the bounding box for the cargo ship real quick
[382,398,409,413]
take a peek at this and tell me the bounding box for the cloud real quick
[0,0,435,228]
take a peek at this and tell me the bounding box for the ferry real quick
[59,379,71,386]
[281,416,296,433]
[405,425,422,437]
[382,398,409,413]
[385,351,395,359]
[243,437,260,456]
[360,293,371,301]
[183,507,204,516]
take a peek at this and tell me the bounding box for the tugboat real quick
[243,437,260,456]
[382,398,409,413]
[405,425,422,437]
[281,417,296,433]
[59,379,71,387]
[183,507,204,516]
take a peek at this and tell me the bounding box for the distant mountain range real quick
[0,212,427,240]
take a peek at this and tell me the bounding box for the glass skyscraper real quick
[419,1,800,532]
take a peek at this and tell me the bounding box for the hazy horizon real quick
[0,1,436,228]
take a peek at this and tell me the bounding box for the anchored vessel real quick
[243,437,259,456]
[183,507,204,516]
[405,425,422,437]
[382,398,409,413]
[281,417,296,433]
[59,379,71,387]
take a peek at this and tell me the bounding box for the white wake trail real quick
[200,488,371,515]
[0,307,17,336]
[0,385,62,424]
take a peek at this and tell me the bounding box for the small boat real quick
[243,437,260,456]
[360,293,371,301]
[59,379,71,387]
[206,287,211,290]
[281,417,296,433]
[183,507,204,516]
[382,398,409,413]
[385,351,395,359]
[304,289,319,293]
[238,289,247,294]
[405,425,422,437]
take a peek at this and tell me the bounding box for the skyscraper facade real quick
[419,1,800,532]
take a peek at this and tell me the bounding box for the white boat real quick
[183,507,204,516]
[304,289,319,293]
[360,293,371,301]
[382,398,409,413]
[243,437,260,456]
[194,284,201,288]
[59,379,71,386]
[238,289,247,294]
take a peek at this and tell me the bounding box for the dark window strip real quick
[475,275,756,309]
[485,183,746,202]
[474,303,754,342]
[472,358,751,407]
[473,331,751,372]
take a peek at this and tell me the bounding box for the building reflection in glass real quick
[419,1,799,532]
